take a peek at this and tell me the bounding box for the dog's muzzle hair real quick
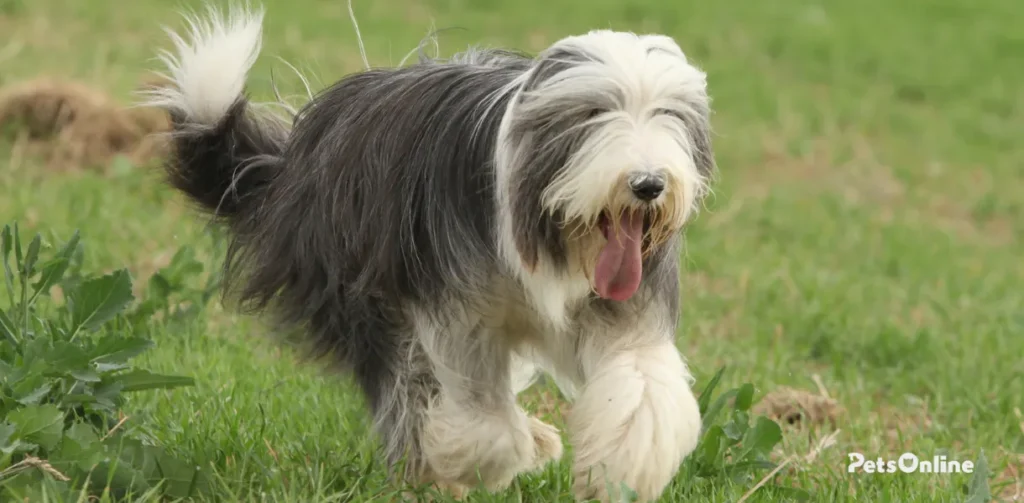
[144,4,716,502]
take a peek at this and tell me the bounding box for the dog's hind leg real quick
[366,339,451,497]
[408,304,562,493]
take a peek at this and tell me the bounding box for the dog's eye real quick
[586,108,608,119]
[655,108,686,121]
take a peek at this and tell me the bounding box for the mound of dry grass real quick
[0,77,171,172]
[753,385,842,428]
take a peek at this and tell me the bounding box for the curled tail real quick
[144,6,288,219]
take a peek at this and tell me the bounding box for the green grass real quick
[2,0,1022,501]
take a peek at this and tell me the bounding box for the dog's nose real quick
[628,174,665,201]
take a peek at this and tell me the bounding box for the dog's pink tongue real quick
[594,213,644,301]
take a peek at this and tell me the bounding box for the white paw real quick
[571,407,700,501]
[423,402,538,490]
[527,415,564,470]
[568,347,702,502]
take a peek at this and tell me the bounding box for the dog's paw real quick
[570,404,700,502]
[424,402,540,490]
[571,454,672,503]
[570,391,701,502]
[567,345,702,502]
[527,415,563,470]
[427,479,470,501]
[403,477,470,502]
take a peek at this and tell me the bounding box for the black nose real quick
[629,175,665,201]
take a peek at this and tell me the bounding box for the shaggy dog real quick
[145,4,716,501]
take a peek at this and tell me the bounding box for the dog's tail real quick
[144,6,288,220]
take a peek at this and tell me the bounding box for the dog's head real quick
[502,30,715,302]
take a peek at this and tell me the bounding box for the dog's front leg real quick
[413,308,562,495]
[569,336,702,502]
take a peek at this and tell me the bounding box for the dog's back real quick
[278,57,528,301]
[143,5,535,414]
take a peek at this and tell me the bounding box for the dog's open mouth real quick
[595,210,646,302]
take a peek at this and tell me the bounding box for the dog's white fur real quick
[147,6,265,125]
[150,6,706,501]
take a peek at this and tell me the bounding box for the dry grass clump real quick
[753,382,842,428]
[0,77,171,171]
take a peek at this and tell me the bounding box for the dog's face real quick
[503,30,715,302]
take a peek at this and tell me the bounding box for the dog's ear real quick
[509,176,566,273]
[685,99,715,179]
[505,42,594,273]
[521,46,588,93]
[507,165,538,271]
[509,46,594,132]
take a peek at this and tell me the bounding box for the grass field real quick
[2,0,1022,501]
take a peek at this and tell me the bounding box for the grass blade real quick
[697,366,727,415]
[1,224,16,309]
[0,309,19,348]
[113,370,195,392]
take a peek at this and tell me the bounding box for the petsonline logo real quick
[847,452,976,474]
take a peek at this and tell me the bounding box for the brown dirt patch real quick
[995,410,1024,501]
[994,451,1023,502]
[996,450,1024,502]
[0,77,171,172]
[753,385,843,429]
